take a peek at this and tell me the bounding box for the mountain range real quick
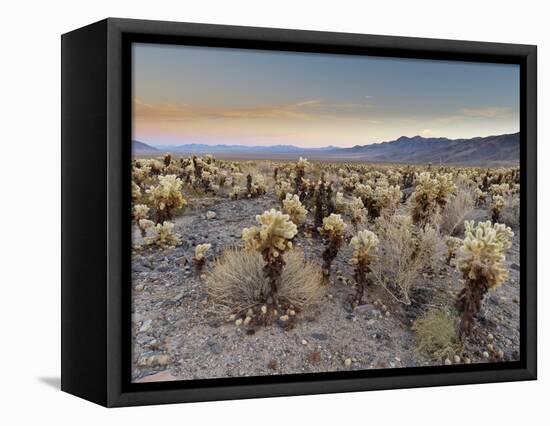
[133,132,519,166]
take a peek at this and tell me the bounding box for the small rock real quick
[344,358,352,367]
[137,354,169,367]
[487,333,494,342]
[139,319,152,332]
[301,339,308,345]
[206,211,217,219]
[172,292,185,302]
[311,332,329,341]
[482,351,490,359]
[511,263,520,271]
[135,284,144,292]
[157,265,170,272]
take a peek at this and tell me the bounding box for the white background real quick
[0,0,546,423]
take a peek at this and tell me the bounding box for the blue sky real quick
[133,43,519,147]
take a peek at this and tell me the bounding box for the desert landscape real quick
[130,148,520,383]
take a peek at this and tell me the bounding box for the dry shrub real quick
[371,214,443,305]
[412,308,461,360]
[440,188,474,236]
[205,248,324,318]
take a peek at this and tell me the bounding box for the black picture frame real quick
[61,17,537,407]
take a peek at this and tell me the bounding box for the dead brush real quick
[440,188,475,236]
[370,213,443,305]
[204,248,324,324]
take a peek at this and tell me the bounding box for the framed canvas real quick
[61,18,537,407]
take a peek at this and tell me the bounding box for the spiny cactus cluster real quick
[242,209,298,305]
[318,214,347,282]
[410,172,456,225]
[282,193,308,225]
[143,221,181,249]
[455,220,513,337]
[146,174,186,223]
[193,243,211,273]
[349,230,379,304]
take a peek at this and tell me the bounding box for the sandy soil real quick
[131,194,520,383]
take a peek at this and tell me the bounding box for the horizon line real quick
[134,130,520,150]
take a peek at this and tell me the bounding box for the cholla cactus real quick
[282,193,308,225]
[349,230,379,304]
[133,204,150,236]
[335,192,346,213]
[474,187,486,206]
[144,221,181,249]
[138,219,155,238]
[349,196,367,230]
[411,172,455,225]
[146,175,186,223]
[444,236,462,265]
[193,243,211,273]
[132,181,141,202]
[455,221,513,337]
[242,209,297,303]
[276,179,293,203]
[490,194,506,223]
[230,185,242,200]
[253,174,267,196]
[294,157,310,199]
[318,214,347,282]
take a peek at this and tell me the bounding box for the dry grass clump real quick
[205,248,324,319]
[371,214,442,305]
[412,308,462,361]
[440,188,474,236]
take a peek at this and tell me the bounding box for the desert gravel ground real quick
[131,194,520,383]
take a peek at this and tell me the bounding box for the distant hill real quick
[132,140,158,154]
[326,133,520,166]
[136,133,519,166]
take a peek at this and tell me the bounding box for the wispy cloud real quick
[457,106,513,118]
[133,98,374,122]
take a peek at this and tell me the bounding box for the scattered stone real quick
[344,358,352,368]
[487,333,494,342]
[139,319,152,332]
[301,339,308,345]
[511,263,520,271]
[206,211,217,219]
[157,264,170,272]
[137,354,170,367]
[172,292,185,302]
[311,332,329,341]
[135,284,144,292]
[307,351,322,364]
